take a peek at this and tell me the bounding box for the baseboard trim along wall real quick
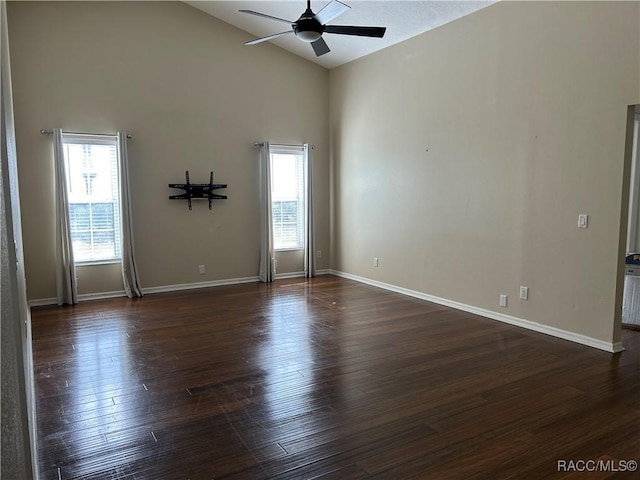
[274,269,332,280]
[27,277,261,306]
[28,270,334,307]
[28,290,128,307]
[330,270,624,354]
[275,271,306,280]
[141,275,260,295]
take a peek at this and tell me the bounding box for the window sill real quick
[275,247,303,252]
[75,259,122,267]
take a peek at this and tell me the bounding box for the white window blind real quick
[270,146,305,250]
[63,134,122,263]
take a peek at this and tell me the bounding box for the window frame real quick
[62,133,122,266]
[270,145,306,252]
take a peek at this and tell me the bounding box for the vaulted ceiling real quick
[185,1,495,69]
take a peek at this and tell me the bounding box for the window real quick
[63,135,122,263]
[271,146,305,250]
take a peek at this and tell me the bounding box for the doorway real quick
[621,105,640,329]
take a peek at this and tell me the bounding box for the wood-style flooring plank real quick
[30,276,640,479]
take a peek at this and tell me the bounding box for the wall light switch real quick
[578,214,589,229]
[373,257,379,267]
[519,286,529,301]
[500,294,508,307]
[198,265,206,275]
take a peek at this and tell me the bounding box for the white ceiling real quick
[185,1,496,69]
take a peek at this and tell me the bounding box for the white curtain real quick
[53,128,78,305]
[259,141,276,282]
[117,132,143,298]
[303,144,316,277]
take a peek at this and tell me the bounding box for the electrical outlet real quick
[317,250,322,259]
[578,214,589,229]
[198,265,206,275]
[499,294,508,307]
[519,286,529,300]
[373,257,379,267]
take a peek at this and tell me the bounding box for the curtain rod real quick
[254,142,314,149]
[40,129,132,139]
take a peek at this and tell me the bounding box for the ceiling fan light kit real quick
[240,0,386,57]
[296,30,322,43]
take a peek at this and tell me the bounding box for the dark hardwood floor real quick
[31,275,639,479]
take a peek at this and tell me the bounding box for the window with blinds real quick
[270,146,305,250]
[63,134,122,263]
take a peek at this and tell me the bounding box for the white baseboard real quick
[28,270,335,307]
[144,271,334,292]
[28,290,127,307]
[79,290,128,302]
[274,269,332,280]
[142,276,260,295]
[329,270,624,354]
[28,298,57,307]
[275,271,306,280]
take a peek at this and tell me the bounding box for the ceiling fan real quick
[239,0,387,57]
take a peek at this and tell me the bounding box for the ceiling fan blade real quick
[324,25,386,38]
[314,0,350,25]
[238,10,293,25]
[245,30,294,46]
[311,37,331,57]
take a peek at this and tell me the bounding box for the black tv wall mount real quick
[169,171,227,210]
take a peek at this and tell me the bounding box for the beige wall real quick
[330,1,640,345]
[2,0,35,475]
[8,1,330,300]
[8,0,640,347]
